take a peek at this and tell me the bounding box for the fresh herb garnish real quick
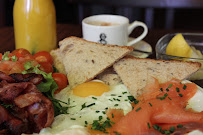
[81,103,95,110]
[128,96,139,104]
[135,107,141,112]
[92,97,97,100]
[176,87,180,92]
[22,61,69,116]
[149,102,152,107]
[113,131,121,135]
[183,85,187,90]
[179,94,183,97]
[91,117,115,133]
[147,123,151,129]
[168,84,173,88]
[177,124,183,128]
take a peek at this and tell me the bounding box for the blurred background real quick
[0,0,203,30]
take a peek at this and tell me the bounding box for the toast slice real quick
[59,36,134,88]
[113,56,201,97]
[96,67,121,86]
[50,49,66,74]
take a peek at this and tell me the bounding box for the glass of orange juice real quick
[13,0,57,54]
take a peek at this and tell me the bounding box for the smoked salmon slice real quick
[110,79,200,135]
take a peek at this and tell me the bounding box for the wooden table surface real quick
[0,23,202,57]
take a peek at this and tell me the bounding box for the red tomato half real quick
[12,48,31,59]
[52,73,68,94]
[38,62,53,73]
[0,53,2,61]
[33,51,53,64]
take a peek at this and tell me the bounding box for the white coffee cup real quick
[82,14,148,46]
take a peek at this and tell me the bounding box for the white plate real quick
[128,37,152,58]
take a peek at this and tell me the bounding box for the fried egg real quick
[32,80,133,135]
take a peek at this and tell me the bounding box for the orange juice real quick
[13,0,57,54]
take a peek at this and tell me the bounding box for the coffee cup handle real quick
[127,21,148,46]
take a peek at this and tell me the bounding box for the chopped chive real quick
[132,106,134,110]
[92,97,97,100]
[70,118,76,120]
[170,126,175,132]
[113,131,121,135]
[114,104,119,106]
[160,88,163,91]
[85,121,88,125]
[105,107,108,110]
[135,107,141,112]
[168,84,173,88]
[112,113,114,118]
[168,97,172,100]
[149,103,152,107]
[166,88,169,91]
[179,94,183,97]
[113,98,116,101]
[109,99,113,101]
[164,130,171,134]
[87,103,95,107]
[153,124,159,130]
[99,116,103,121]
[158,126,162,131]
[183,85,187,90]
[177,124,183,128]
[125,99,128,101]
[147,123,151,129]
[118,96,122,97]
[134,100,139,104]
[164,93,168,97]
[102,111,106,114]
[117,99,120,101]
[176,87,180,92]
[96,111,100,113]
[156,96,165,100]
[122,92,127,94]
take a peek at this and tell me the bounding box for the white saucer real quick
[128,37,152,58]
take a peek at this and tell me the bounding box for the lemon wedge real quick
[166,33,192,57]
[166,33,203,80]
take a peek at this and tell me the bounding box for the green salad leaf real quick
[22,61,69,116]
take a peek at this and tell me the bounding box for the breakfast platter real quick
[0,35,203,135]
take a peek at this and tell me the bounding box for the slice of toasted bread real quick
[113,56,201,97]
[59,36,134,88]
[96,67,121,86]
[50,49,66,74]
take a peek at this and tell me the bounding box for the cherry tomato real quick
[52,73,68,94]
[12,48,31,59]
[33,51,53,64]
[38,62,53,73]
[0,53,2,61]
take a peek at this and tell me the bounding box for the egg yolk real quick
[73,81,110,97]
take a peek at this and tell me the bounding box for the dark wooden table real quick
[0,23,201,56]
